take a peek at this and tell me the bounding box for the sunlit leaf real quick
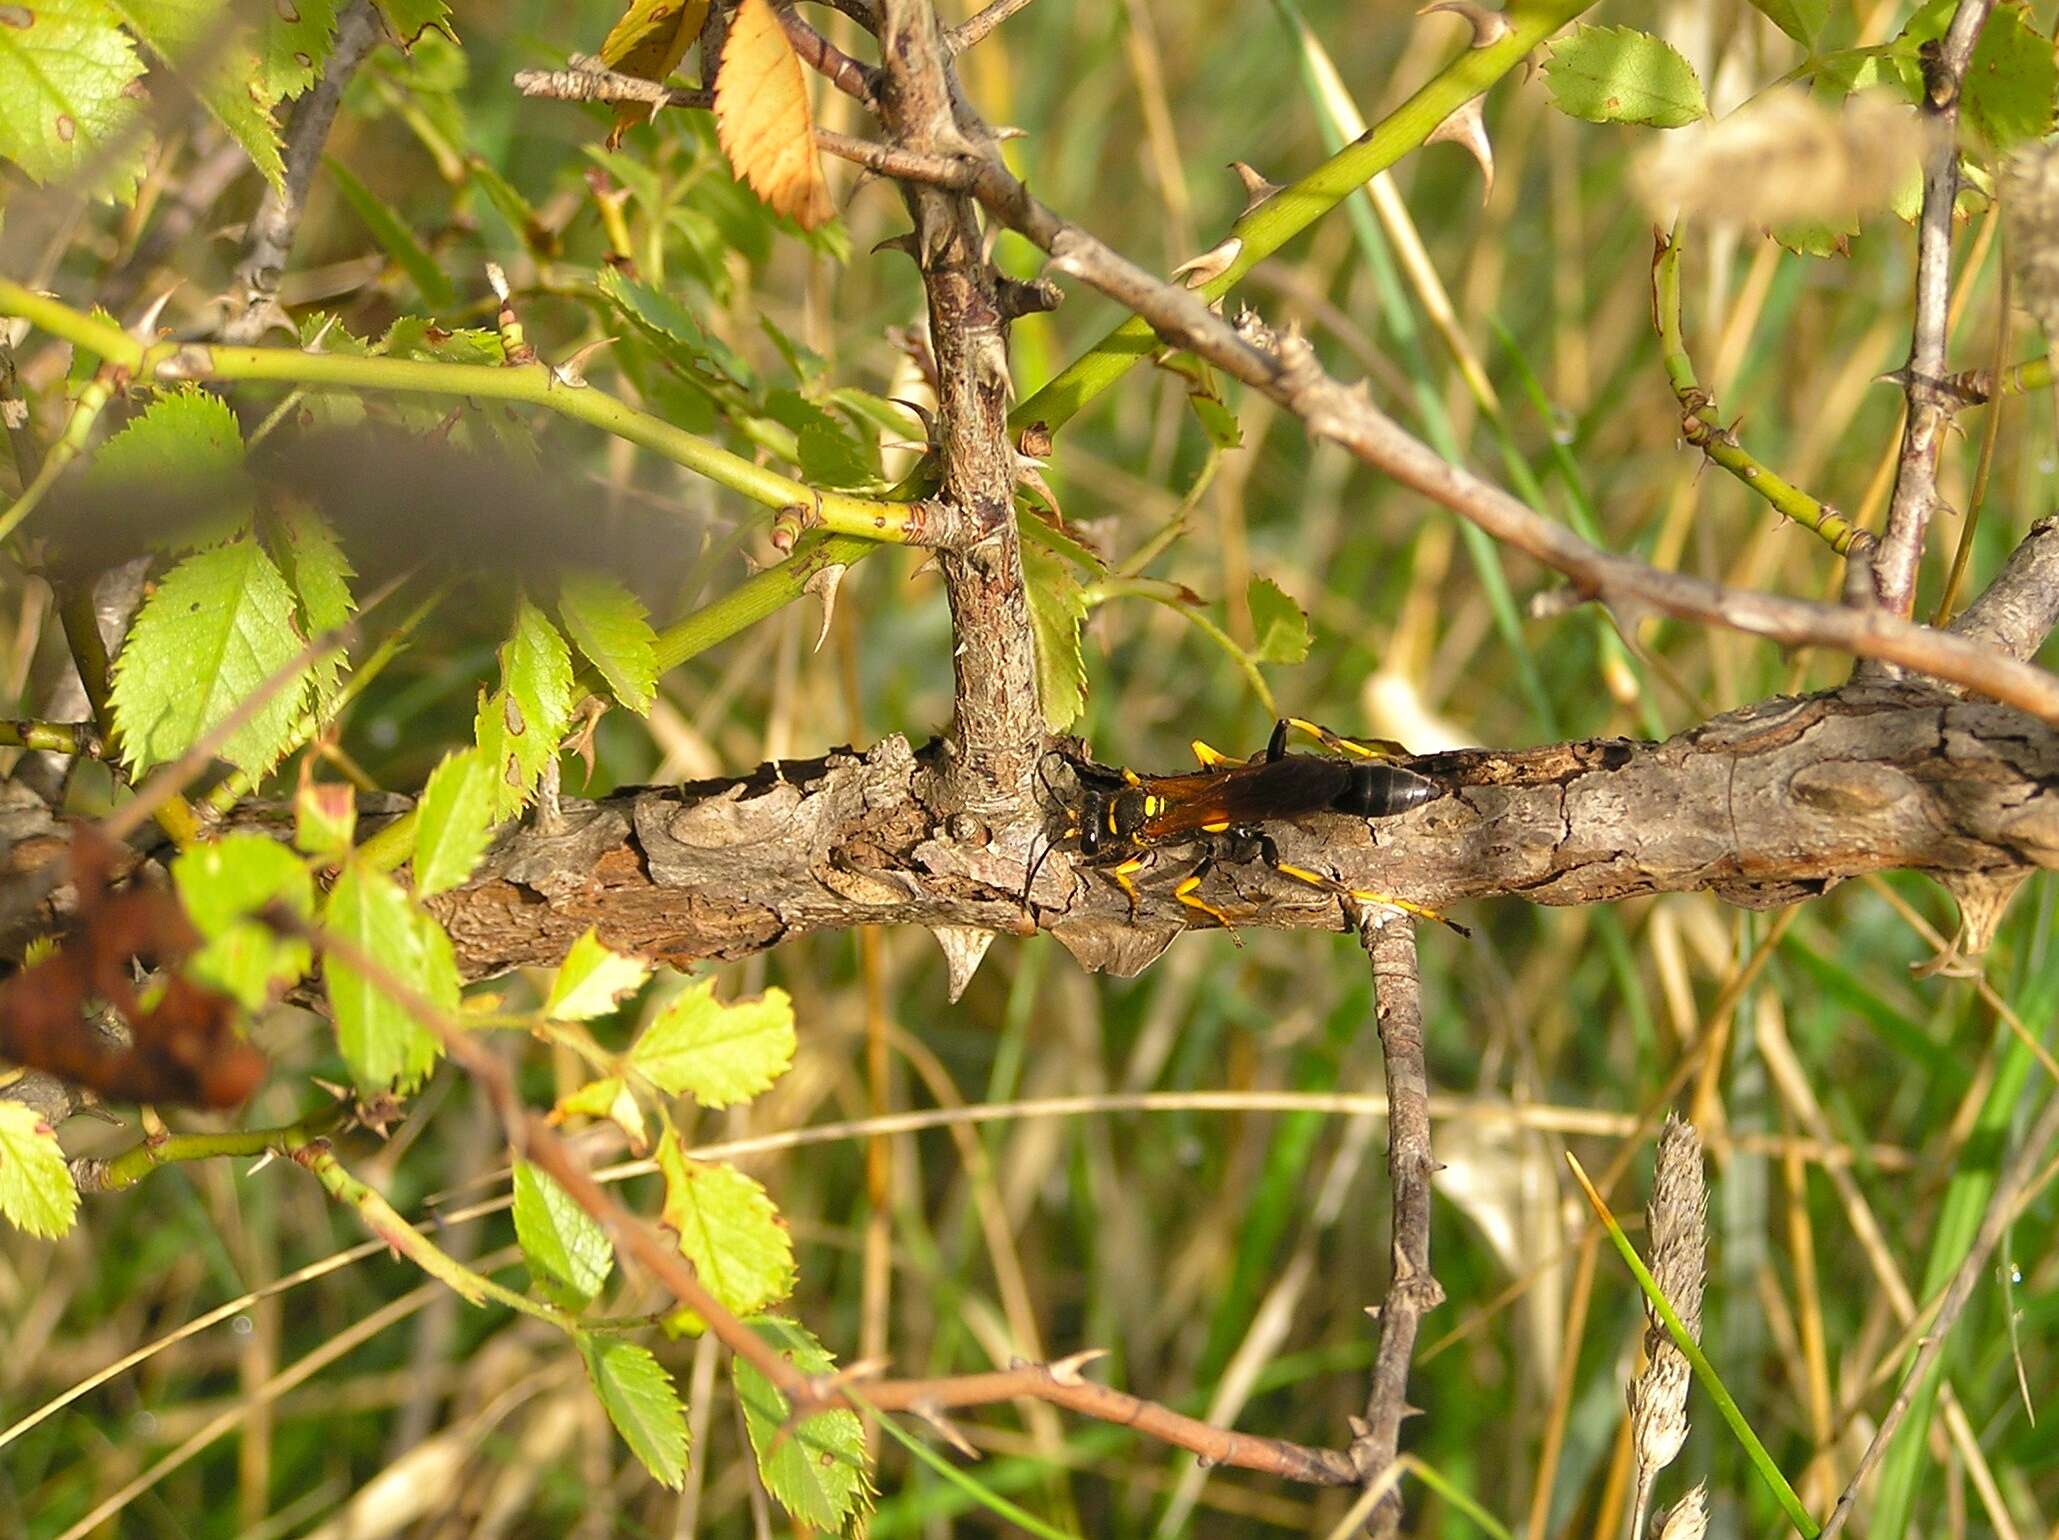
[627,978,795,1107]
[1248,577,1311,666]
[413,748,498,897]
[269,500,355,707]
[0,1102,78,1239]
[107,0,286,191]
[1023,542,1088,731]
[110,536,310,777]
[1746,0,1827,48]
[323,863,448,1093]
[597,0,711,146]
[260,0,341,100]
[713,0,833,229]
[1544,25,1708,128]
[294,781,356,857]
[735,1319,874,1533]
[513,1160,613,1306]
[560,572,657,715]
[85,387,252,549]
[474,598,575,818]
[657,1130,795,1318]
[172,834,315,1009]
[0,0,148,201]
[578,1333,688,1488]
[550,1075,650,1152]
[1963,4,2057,153]
[544,928,651,1022]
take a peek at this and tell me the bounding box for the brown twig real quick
[220,0,386,345]
[947,0,1042,54]
[776,2,877,101]
[274,908,1363,1487]
[1863,0,1999,625]
[785,133,2059,722]
[1817,1082,2059,1538]
[1348,913,1443,1536]
[1943,514,2059,664]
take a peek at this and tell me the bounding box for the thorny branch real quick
[220,0,386,346]
[795,130,2059,723]
[1864,0,2000,624]
[1349,914,1443,1538]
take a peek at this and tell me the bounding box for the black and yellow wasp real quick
[1038,718,1464,935]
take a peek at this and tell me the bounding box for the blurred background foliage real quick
[4,0,2057,1534]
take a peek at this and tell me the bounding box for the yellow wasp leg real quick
[1173,872,1244,945]
[1270,858,1470,938]
[1190,739,1235,768]
[1283,716,1408,761]
[1103,856,1145,918]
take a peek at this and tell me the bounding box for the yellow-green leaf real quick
[657,1130,795,1318]
[0,1102,79,1239]
[627,979,795,1107]
[544,928,651,1022]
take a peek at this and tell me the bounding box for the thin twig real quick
[220,0,386,345]
[776,3,877,101]
[1349,912,1443,1537]
[789,133,2059,722]
[946,0,1042,53]
[1817,1083,2059,1538]
[1865,0,2000,622]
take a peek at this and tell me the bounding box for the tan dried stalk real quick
[1628,1113,1708,1540]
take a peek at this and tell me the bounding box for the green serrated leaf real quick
[578,1334,688,1489]
[627,979,795,1107]
[1746,0,1826,48]
[295,781,356,857]
[260,0,340,99]
[1247,577,1312,665]
[552,1075,650,1153]
[371,0,453,48]
[0,1102,79,1239]
[0,0,148,201]
[735,1319,874,1533]
[1964,4,2057,153]
[560,572,657,715]
[106,0,286,192]
[326,156,458,310]
[172,833,315,1009]
[413,748,497,897]
[657,1131,795,1317]
[474,598,575,818]
[1543,24,1708,129]
[1017,508,1110,577]
[798,418,881,489]
[270,501,355,706]
[110,537,311,777]
[1023,542,1088,731]
[1811,45,1923,102]
[86,387,253,549]
[545,928,651,1022]
[323,862,447,1093]
[513,1160,613,1306]
[596,267,755,391]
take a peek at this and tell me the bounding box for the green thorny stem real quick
[1651,233,1868,559]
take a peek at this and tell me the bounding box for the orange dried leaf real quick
[713,0,834,230]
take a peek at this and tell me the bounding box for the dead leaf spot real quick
[714,0,834,230]
[275,0,298,18]
[54,114,75,143]
[0,7,33,29]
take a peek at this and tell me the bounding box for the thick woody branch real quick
[813,136,2059,723]
[870,0,1043,815]
[14,689,2059,983]
[1943,516,2059,663]
[220,0,386,345]
[1349,915,1442,1537]
[1864,0,1999,624]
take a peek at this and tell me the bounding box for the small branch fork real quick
[1864,0,2000,625]
[1349,913,1444,1538]
[505,68,2059,720]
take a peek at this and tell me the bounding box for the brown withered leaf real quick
[0,829,266,1110]
[714,0,834,230]
[598,0,714,149]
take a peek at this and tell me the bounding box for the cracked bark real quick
[871,0,1041,818]
[11,684,2059,983]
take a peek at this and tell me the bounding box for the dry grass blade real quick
[715,0,834,229]
[1628,1114,1706,1540]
